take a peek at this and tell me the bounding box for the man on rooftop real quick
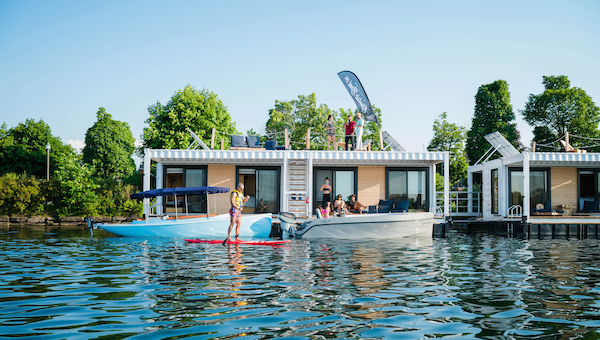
[342,114,356,151]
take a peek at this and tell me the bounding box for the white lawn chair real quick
[186,128,211,150]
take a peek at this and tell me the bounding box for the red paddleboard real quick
[185,239,291,245]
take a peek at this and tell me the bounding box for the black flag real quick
[337,70,379,125]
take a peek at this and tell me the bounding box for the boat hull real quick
[294,212,433,239]
[98,213,272,238]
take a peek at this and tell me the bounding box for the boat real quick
[86,186,272,238]
[278,211,433,239]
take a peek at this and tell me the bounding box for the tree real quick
[265,94,334,150]
[48,154,100,217]
[142,85,238,152]
[265,93,383,150]
[83,107,136,179]
[428,112,468,188]
[466,80,521,164]
[0,119,74,178]
[522,75,600,152]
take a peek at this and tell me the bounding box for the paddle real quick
[223,193,248,245]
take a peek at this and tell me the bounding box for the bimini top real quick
[130,186,230,199]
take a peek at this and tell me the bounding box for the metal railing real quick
[507,205,522,218]
[435,191,482,216]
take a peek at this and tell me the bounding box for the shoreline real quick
[0,215,139,227]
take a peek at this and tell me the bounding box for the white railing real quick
[432,205,444,218]
[435,191,482,216]
[507,205,522,218]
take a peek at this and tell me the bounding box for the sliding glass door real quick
[509,168,549,210]
[313,168,357,211]
[386,168,428,211]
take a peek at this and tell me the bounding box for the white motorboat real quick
[278,211,433,239]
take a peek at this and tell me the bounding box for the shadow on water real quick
[1,227,600,338]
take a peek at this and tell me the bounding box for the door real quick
[256,169,279,213]
[313,168,356,211]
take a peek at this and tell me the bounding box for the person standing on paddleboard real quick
[223,183,250,244]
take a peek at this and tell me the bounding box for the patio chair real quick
[576,200,600,213]
[246,136,262,148]
[358,139,372,151]
[377,199,393,213]
[265,140,277,150]
[391,200,409,213]
[230,135,246,149]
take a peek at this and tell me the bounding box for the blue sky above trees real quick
[1,0,599,155]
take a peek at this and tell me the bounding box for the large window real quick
[509,168,549,210]
[386,168,428,211]
[163,166,207,213]
[578,169,600,210]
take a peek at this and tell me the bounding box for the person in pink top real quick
[342,114,356,151]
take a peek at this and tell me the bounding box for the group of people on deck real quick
[325,112,364,151]
[319,177,367,218]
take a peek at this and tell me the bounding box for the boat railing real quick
[507,205,523,218]
[435,191,482,216]
[432,205,444,218]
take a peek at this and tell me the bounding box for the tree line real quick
[427,75,599,190]
[1,76,598,217]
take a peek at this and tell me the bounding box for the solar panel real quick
[484,132,520,157]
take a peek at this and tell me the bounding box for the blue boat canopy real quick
[130,186,230,199]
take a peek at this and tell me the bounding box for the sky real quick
[1,0,599,157]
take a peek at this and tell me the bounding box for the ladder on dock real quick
[287,159,308,217]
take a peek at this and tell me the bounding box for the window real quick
[386,168,428,211]
[163,166,207,213]
[508,168,549,210]
[237,167,281,214]
[313,168,357,211]
[578,169,600,210]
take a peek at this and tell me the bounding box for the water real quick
[2,228,600,339]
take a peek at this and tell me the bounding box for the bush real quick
[0,172,45,215]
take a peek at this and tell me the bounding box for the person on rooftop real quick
[342,114,356,151]
[325,114,336,150]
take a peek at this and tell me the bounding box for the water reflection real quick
[1,227,600,338]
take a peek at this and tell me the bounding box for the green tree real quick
[0,119,74,178]
[265,94,335,150]
[48,154,99,217]
[522,75,600,151]
[142,85,238,152]
[0,172,44,215]
[83,107,136,179]
[466,80,521,164]
[428,112,468,188]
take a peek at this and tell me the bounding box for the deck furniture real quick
[391,200,409,213]
[229,135,247,150]
[576,200,600,214]
[531,201,564,215]
[246,136,263,148]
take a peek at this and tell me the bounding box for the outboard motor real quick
[85,217,97,237]
[277,212,300,235]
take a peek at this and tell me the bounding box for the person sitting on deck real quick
[333,194,349,215]
[320,202,331,218]
[347,194,367,214]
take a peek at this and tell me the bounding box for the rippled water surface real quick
[2,227,600,339]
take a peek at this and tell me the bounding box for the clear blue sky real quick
[1,0,599,154]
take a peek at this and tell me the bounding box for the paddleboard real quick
[185,239,291,245]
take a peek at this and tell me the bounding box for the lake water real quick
[2,228,600,339]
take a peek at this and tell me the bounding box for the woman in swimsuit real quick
[320,177,332,208]
[325,114,336,150]
[333,194,349,214]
